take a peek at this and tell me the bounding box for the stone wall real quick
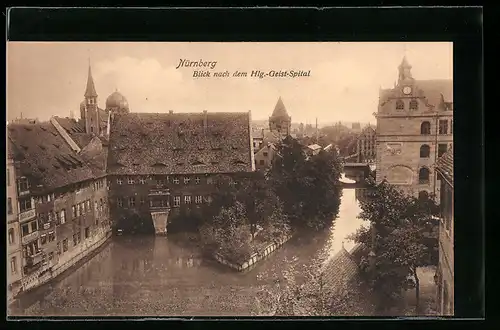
[214,235,292,272]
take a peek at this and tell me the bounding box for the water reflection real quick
[10,188,368,317]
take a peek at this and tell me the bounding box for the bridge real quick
[340,152,376,185]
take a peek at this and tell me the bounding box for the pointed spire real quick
[271,96,289,118]
[85,60,98,98]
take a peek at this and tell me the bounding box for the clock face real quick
[403,86,412,95]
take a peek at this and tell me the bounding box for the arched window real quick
[419,167,430,184]
[421,121,431,135]
[420,144,430,158]
[419,190,429,200]
[396,100,404,110]
[410,99,419,110]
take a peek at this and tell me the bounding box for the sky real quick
[7,42,452,125]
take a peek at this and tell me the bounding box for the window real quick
[409,99,418,110]
[49,252,54,260]
[17,177,30,193]
[396,100,404,110]
[41,234,47,245]
[99,199,103,211]
[117,198,123,207]
[195,177,201,185]
[8,228,15,245]
[72,205,76,218]
[11,257,17,274]
[195,196,203,204]
[86,200,91,211]
[48,231,55,242]
[420,121,431,135]
[129,197,135,207]
[77,232,81,243]
[95,201,98,213]
[73,234,78,246]
[420,144,430,158]
[77,203,81,217]
[439,120,448,134]
[8,197,13,214]
[30,220,38,232]
[85,227,90,239]
[259,160,265,165]
[438,144,448,158]
[140,197,145,205]
[184,177,190,184]
[139,177,146,184]
[157,179,164,185]
[263,152,268,157]
[419,167,430,184]
[450,120,453,134]
[184,195,192,204]
[128,177,135,185]
[117,178,123,185]
[173,177,180,184]
[60,209,66,224]
[19,197,32,212]
[207,176,213,185]
[63,239,68,252]
[173,196,181,207]
[204,195,212,204]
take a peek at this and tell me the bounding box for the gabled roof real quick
[307,144,322,151]
[52,116,94,148]
[271,97,290,119]
[415,79,453,108]
[436,145,453,186]
[7,122,96,192]
[107,111,253,175]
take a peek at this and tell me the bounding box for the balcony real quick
[19,208,36,223]
[148,189,171,196]
[18,189,30,197]
[26,252,44,267]
[21,231,39,245]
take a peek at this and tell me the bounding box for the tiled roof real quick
[107,112,253,175]
[292,247,374,315]
[79,136,109,177]
[271,97,290,119]
[436,146,453,186]
[415,79,453,108]
[7,123,97,192]
[53,117,93,148]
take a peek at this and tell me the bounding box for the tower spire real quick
[85,59,98,98]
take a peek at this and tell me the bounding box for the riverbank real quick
[12,228,112,304]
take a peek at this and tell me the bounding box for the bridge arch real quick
[386,164,414,185]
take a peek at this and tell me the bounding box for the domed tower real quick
[106,89,130,115]
[269,96,292,135]
[82,62,100,135]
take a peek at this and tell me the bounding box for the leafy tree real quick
[349,178,440,313]
[267,137,342,230]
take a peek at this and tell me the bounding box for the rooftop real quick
[436,145,453,186]
[107,111,253,175]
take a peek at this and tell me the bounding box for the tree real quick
[267,137,343,231]
[349,178,440,313]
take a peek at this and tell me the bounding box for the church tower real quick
[398,56,414,84]
[269,97,292,136]
[83,62,100,135]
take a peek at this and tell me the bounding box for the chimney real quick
[203,110,208,130]
[261,128,265,139]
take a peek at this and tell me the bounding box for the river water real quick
[9,188,369,317]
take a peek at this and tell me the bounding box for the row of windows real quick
[21,220,38,237]
[117,195,212,208]
[116,176,213,186]
[396,99,419,111]
[420,120,453,135]
[419,144,450,158]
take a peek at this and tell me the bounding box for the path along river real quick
[9,187,370,317]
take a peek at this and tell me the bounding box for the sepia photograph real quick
[7,41,454,318]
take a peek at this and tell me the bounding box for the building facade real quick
[356,126,377,163]
[7,141,23,303]
[7,66,113,298]
[375,57,453,199]
[254,143,276,171]
[435,147,454,315]
[107,110,255,234]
